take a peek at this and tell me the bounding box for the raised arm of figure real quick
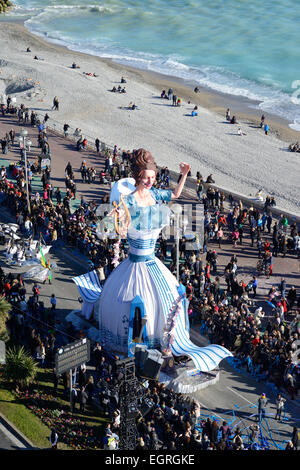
[171,162,191,199]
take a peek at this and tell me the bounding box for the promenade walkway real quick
[0,113,299,317]
[0,113,299,451]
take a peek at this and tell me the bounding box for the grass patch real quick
[0,368,108,449]
[0,384,52,448]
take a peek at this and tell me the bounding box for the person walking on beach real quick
[95,138,100,153]
[52,96,59,111]
[63,123,70,137]
[264,123,269,135]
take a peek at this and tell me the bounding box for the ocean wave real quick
[10,2,116,19]
[42,4,115,14]
[24,20,300,125]
[12,0,300,126]
[113,57,300,124]
[289,120,300,132]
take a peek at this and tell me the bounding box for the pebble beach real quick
[1,21,300,216]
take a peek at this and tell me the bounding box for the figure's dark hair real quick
[130,148,157,185]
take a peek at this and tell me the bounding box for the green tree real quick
[0,296,11,342]
[0,1,13,14]
[3,346,38,391]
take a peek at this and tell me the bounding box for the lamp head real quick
[19,129,28,138]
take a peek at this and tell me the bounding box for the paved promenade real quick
[0,113,299,316]
[0,112,300,451]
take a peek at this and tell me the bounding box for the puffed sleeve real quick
[151,188,172,202]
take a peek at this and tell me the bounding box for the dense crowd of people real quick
[0,101,300,451]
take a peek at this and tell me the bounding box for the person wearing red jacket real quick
[251,334,260,347]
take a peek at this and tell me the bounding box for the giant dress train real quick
[97,185,232,372]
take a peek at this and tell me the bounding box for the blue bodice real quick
[125,188,172,261]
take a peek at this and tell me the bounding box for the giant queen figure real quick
[97,148,231,371]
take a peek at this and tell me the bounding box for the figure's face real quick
[139,169,156,189]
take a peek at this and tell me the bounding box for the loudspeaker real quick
[134,344,147,371]
[140,398,154,417]
[142,349,164,380]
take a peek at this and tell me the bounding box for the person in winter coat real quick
[291,426,299,450]
[49,428,58,449]
[78,386,88,412]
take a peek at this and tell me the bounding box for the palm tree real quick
[3,346,38,391]
[0,296,12,342]
[0,1,13,14]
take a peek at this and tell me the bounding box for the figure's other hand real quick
[179,162,191,176]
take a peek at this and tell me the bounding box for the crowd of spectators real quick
[91,342,263,450]
[0,102,300,451]
[172,177,300,400]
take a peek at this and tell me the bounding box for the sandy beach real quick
[0,21,299,216]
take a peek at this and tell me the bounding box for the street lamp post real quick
[18,129,32,216]
[172,204,183,282]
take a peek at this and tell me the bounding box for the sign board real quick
[55,338,90,375]
[0,340,5,365]
[40,157,51,170]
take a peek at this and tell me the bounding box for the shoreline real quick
[1,21,300,216]
[13,20,300,143]
[2,18,298,143]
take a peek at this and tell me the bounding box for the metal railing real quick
[34,111,115,154]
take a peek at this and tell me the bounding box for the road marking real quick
[227,387,256,406]
[196,401,224,420]
[0,422,27,449]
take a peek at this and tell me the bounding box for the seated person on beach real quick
[74,128,82,137]
[111,86,117,92]
[255,189,263,201]
[194,86,200,93]
[128,101,137,110]
[289,142,300,152]
[121,77,127,83]
[26,47,31,52]
[121,87,126,93]
[191,107,198,116]
[83,72,98,77]
[34,55,43,60]
[72,62,80,69]
[237,127,246,136]
[206,174,215,183]
[161,90,166,98]
[230,115,237,124]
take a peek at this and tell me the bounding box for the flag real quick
[40,246,47,268]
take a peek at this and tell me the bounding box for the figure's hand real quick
[179,162,191,176]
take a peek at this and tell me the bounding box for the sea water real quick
[3,0,300,129]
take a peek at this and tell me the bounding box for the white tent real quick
[72,270,102,320]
